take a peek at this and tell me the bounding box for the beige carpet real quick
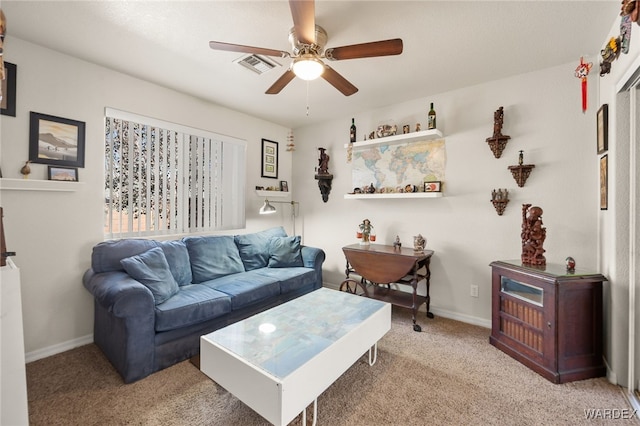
[26,307,631,425]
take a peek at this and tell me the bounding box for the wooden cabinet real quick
[489,260,606,384]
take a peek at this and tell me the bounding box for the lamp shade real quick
[259,200,277,214]
[291,54,324,81]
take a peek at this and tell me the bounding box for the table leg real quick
[302,398,318,426]
[425,258,434,319]
[411,273,422,332]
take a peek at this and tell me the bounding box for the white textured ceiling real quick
[2,1,619,128]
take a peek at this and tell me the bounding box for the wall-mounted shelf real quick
[344,192,443,200]
[255,190,290,198]
[0,178,82,192]
[344,128,444,149]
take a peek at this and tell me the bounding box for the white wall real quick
[292,62,599,327]
[596,18,640,387]
[0,37,291,358]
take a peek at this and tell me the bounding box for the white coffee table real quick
[200,287,391,426]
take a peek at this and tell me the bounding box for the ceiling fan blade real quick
[325,39,403,61]
[265,70,296,95]
[289,0,316,45]
[321,65,358,96]
[209,41,289,58]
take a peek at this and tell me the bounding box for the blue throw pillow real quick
[157,240,192,286]
[268,236,303,268]
[120,247,180,305]
[235,227,288,271]
[183,235,245,283]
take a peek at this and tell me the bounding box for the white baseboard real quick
[322,282,491,329]
[25,334,93,364]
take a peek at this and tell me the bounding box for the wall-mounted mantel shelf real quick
[0,178,83,192]
[343,128,444,149]
[255,190,290,198]
[344,192,443,200]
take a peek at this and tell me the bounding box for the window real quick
[104,108,246,238]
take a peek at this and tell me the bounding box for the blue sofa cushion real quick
[254,267,317,294]
[202,270,280,310]
[92,239,159,273]
[154,284,232,332]
[157,240,192,286]
[268,236,304,268]
[183,235,245,283]
[234,226,288,271]
[120,247,179,305]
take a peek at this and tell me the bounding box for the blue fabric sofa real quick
[83,227,325,383]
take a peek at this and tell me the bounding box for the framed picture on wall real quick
[600,154,608,210]
[29,112,86,168]
[261,138,278,179]
[1,62,17,117]
[597,104,608,154]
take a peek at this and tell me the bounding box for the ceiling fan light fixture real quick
[291,54,324,81]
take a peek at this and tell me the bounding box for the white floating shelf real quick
[0,178,83,192]
[344,192,443,200]
[255,190,290,198]
[344,128,444,149]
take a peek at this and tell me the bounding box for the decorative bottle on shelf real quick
[427,103,436,130]
[350,118,356,143]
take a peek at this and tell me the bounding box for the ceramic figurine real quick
[20,161,31,179]
[393,235,402,249]
[565,256,576,273]
[413,234,426,252]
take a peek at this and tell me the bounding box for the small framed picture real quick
[280,180,289,192]
[48,165,78,182]
[424,181,441,192]
[600,154,608,210]
[597,104,608,154]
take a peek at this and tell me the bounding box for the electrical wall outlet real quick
[470,284,479,298]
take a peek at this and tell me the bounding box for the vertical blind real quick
[104,108,246,239]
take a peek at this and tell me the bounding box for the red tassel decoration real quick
[574,57,593,113]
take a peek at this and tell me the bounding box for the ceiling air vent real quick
[234,54,280,75]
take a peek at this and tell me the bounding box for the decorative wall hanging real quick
[521,203,546,266]
[1,62,16,117]
[286,131,295,152]
[597,104,608,154]
[261,139,279,179]
[508,150,535,187]
[574,57,592,113]
[315,147,333,202]
[29,112,86,167]
[486,106,511,158]
[491,188,509,216]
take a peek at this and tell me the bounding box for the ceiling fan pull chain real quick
[306,80,310,116]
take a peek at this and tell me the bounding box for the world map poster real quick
[352,139,446,191]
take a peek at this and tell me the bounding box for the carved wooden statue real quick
[521,204,546,266]
[315,147,333,202]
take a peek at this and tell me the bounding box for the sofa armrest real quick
[301,246,325,269]
[301,246,325,289]
[83,269,155,317]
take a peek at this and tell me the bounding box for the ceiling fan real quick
[208,0,403,96]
